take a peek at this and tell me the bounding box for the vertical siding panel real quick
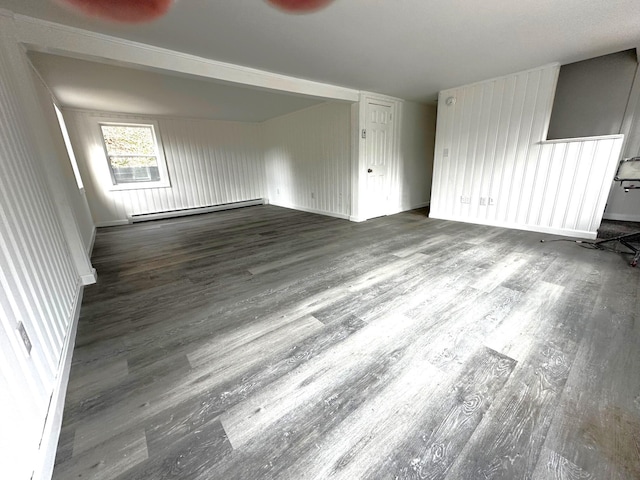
[519,69,554,224]
[512,69,542,223]
[462,85,484,218]
[1,23,81,475]
[589,140,621,232]
[491,76,517,223]
[473,82,496,220]
[483,79,506,221]
[564,141,594,229]
[454,87,474,218]
[553,142,581,228]
[530,143,554,226]
[0,133,66,348]
[263,102,351,218]
[444,89,462,215]
[500,72,528,222]
[432,63,624,238]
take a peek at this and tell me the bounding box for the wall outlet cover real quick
[16,322,32,355]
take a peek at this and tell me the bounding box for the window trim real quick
[97,120,171,191]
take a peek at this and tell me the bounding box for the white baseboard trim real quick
[428,212,597,240]
[602,212,640,222]
[411,201,431,209]
[95,219,131,227]
[349,215,366,222]
[130,199,265,223]
[87,226,96,257]
[34,284,84,480]
[387,201,431,216]
[80,268,97,286]
[270,201,350,220]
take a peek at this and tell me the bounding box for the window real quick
[99,122,170,189]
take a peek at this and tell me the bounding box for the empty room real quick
[1,1,639,479]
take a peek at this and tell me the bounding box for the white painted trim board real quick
[33,284,84,480]
[429,213,597,240]
[11,13,359,102]
[130,199,265,223]
[270,200,351,221]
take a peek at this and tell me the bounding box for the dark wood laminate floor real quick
[53,205,640,480]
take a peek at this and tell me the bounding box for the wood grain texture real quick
[537,263,640,480]
[52,205,640,479]
[532,448,595,480]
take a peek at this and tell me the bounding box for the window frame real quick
[97,120,171,191]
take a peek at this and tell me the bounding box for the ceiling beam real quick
[9,13,360,103]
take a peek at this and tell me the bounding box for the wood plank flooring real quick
[53,205,640,480]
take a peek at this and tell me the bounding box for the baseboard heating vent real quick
[130,199,265,223]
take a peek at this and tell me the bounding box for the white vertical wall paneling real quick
[431,63,624,239]
[65,110,267,225]
[0,13,82,480]
[264,102,352,219]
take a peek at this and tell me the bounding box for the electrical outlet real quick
[460,196,471,204]
[488,197,495,206]
[443,148,449,158]
[480,197,487,206]
[16,322,32,355]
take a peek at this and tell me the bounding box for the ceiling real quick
[28,52,324,122]
[3,1,640,102]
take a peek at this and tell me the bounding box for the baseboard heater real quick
[130,199,265,223]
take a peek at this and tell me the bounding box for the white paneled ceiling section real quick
[2,0,640,102]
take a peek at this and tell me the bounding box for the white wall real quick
[29,69,95,252]
[64,110,267,226]
[391,101,437,214]
[263,102,352,219]
[431,63,623,239]
[0,13,84,480]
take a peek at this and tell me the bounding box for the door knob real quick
[367,168,373,173]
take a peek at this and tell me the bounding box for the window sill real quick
[108,181,171,192]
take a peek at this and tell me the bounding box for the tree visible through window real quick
[100,123,161,185]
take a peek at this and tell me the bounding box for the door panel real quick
[365,102,392,219]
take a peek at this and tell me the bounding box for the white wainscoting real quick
[533,136,624,237]
[64,110,268,225]
[0,13,82,480]
[430,63,622,239]
[263,102,352,219]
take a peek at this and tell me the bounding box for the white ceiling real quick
[3,0,640,102]
[28,52,324,122]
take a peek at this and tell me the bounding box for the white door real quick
[364,102,393,219]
